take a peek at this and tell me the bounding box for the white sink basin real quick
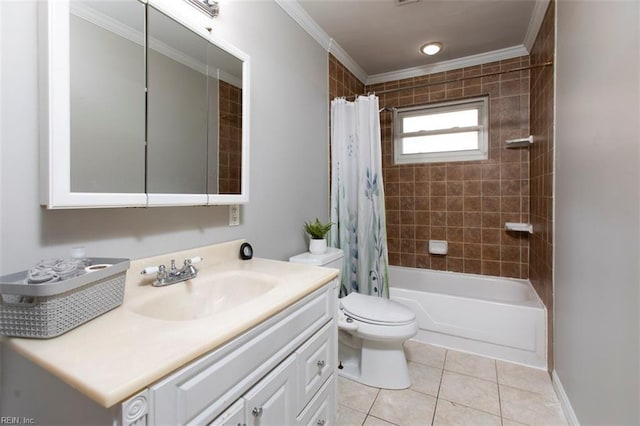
[130,270,278,321]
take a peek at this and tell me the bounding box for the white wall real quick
[70,13,146,193]
[554,1,640,424]
[147,48,208,194]
[0,1,329,274]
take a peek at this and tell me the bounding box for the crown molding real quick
[274,0,331,49]
[276,0,540,86]
[72,3,240,81]
[71,2,144,46]
[218,69,242,88]
[524,0,551,51]
[327,39,368,84]
[275,0,367,84]
[366,45,529,85]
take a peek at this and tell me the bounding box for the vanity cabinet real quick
[209,321,336,426]
[149,282,337,425]
[211,360,335,426]
[0,280,337,426]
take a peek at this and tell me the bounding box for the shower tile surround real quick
[330,54,365,99]
[329,55,531,278]
[218,80,242,194]
[370,58,531,278]
[337,340,568,425]
[529,1,555,371]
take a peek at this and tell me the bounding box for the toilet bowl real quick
[337,292,418,389]
[289,248,418,389]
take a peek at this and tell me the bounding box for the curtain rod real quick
[344,61,553,101]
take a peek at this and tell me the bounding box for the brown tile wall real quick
[329,17,555,369]
[366,58,531,278]
[329,53,365,99]
[219,80,242,194]
[329,53,366,193]
[529,1,555,371]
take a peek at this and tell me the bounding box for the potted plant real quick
[304,218,333,255]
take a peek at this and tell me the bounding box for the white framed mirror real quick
[39,0,250,209]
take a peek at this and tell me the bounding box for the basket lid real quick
[0,258,130,297]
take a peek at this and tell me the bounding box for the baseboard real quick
[552,370,580,425]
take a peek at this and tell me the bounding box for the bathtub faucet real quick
[140,256,203,287]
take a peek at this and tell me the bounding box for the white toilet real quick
[290,248,418,389]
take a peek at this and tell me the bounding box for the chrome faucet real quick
[141,256,203,287]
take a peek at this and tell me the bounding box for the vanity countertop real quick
[2,240,338,408]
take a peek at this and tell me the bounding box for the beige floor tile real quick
[337,404,368,426]
[439,371,500,415]
[433,399,501,426]
[408,361,442,397]
[370,388,436,425]
[338,376,380,414]
[496,361,556,397]
[363,415,398,426]
[500,384,568,426]
[403,340,446,369]
[444,350,497,382]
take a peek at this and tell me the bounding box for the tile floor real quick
[336,340,568,426]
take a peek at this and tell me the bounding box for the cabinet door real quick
[39,0,148,208]
[296,376,335,426]
[295,321,335,413]
[244,355,297,426]
[209,399,245,426]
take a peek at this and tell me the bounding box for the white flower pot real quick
[309,238,327,255]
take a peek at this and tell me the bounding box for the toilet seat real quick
[290,248,416,389]
[340,292,416,326]
[337,309,418,342]
[338,293,418,342]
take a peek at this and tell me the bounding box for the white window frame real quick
[393,96,489,164]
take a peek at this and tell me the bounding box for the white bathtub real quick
[389,266,547,369]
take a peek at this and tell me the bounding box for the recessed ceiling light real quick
[420,42,442,56]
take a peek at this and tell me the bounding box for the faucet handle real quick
[141,264,168,276]
[141,265,160,275]
[184,256,203,265]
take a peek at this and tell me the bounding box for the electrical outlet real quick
[229,204,240,226]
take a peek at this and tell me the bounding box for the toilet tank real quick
[290,248,344,318]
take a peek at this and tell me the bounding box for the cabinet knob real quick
[251,407,263,417]
[316,360,326,368]
[317,419,326,426]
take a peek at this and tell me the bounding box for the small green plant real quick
[304,218,333,240]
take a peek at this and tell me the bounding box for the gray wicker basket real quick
[0,258,129,338]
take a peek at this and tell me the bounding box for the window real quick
[393,96,489,164]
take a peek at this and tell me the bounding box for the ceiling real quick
[295,0,541,80]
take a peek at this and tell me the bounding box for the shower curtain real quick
[330,95,389,298]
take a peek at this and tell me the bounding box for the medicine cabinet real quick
[39,0,250,208]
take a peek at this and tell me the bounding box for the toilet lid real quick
[340,293,416,325]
